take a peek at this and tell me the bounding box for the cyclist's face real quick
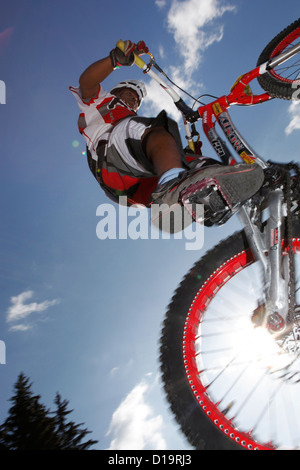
[116,88,139,111]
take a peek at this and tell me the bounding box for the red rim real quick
[182,240,300,450]
[269,26,300,83]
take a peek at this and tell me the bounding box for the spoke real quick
[184,235,300,449]
[196,346,233,355]
[272,41,300,81]
[217,361,252,406]
[197,326,249,339]
[274,64,300,80]
[201,315,242,322]
[206,348,253,390]
[251,380,284,438]
[234,369,268,419]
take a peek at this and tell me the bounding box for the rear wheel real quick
[160,224,300,450]
[257,18,300,99]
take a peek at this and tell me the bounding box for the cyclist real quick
[70,40,264,228]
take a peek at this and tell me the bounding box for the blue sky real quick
[1,0,300,450]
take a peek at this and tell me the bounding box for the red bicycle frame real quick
[198,66,270,167]
[116,40,272,168]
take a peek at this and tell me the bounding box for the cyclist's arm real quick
[79,56,113,100]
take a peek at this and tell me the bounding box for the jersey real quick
[69,84,209,207]
[70,84,159,206]
[69,84,136,160]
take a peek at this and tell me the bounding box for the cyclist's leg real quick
[150,163,265,226]
[142,125,184,177]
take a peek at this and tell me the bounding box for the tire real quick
[160,222,300,450]
[257,18,300,99]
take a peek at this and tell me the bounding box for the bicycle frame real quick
[239,187,291,330]
[116,38,300,168]
[195,68,271,168]
[116,39,300,330]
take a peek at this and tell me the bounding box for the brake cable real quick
[144,54,218,107]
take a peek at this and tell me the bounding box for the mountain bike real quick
[118,18,300,450]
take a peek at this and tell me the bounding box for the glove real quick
[110,40,149,69]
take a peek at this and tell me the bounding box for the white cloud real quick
[167,0,235,72]
[155,0,167,8]
[143,79,182,121]
[109,366,119,377]
[285,100,300,135]
[144,0,235,120]
[167,0,236,73]
[8,323,32,332]
[106,376,166,450]
[158,44,165,60]
[6,290,59,330]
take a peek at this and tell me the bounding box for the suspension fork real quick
[239,188,291,330]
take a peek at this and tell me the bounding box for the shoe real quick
[150,163,264,210]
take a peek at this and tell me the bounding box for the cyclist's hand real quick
[122,40,149,58]
[110,40,149,68]
[135,41,149,55]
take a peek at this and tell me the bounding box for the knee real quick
[142,126,170,143]
[142,126,174,154]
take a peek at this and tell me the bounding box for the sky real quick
[1,0,300,451]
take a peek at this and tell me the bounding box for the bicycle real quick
[119,18,300,450]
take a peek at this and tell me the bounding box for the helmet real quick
[110,80,147,108]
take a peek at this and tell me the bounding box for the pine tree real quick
[0,373,98,450]
[0,373,59,450]
[54,393,97,450]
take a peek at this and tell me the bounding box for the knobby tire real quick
[159,222,300,450]
[159,17,300,451]
[257,18,300,99]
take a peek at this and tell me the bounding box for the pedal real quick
[181,182,231,226]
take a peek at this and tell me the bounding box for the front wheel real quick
[257,18,300,99]
[160,224,300,450]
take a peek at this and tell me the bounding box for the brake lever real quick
[175,98,200,123]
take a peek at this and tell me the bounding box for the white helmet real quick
[110,80,147,108]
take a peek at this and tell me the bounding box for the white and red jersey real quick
[69,84,136,158]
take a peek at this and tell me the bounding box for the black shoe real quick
[150,163,264,210]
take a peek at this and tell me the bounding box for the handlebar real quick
[116,39,148,70]
[115,40,274,165]
[116,40,199,151]
[175,99,200,123]
[116,40,198,122]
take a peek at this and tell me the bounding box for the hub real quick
[251,304,286,334]
[266,312,285,333]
